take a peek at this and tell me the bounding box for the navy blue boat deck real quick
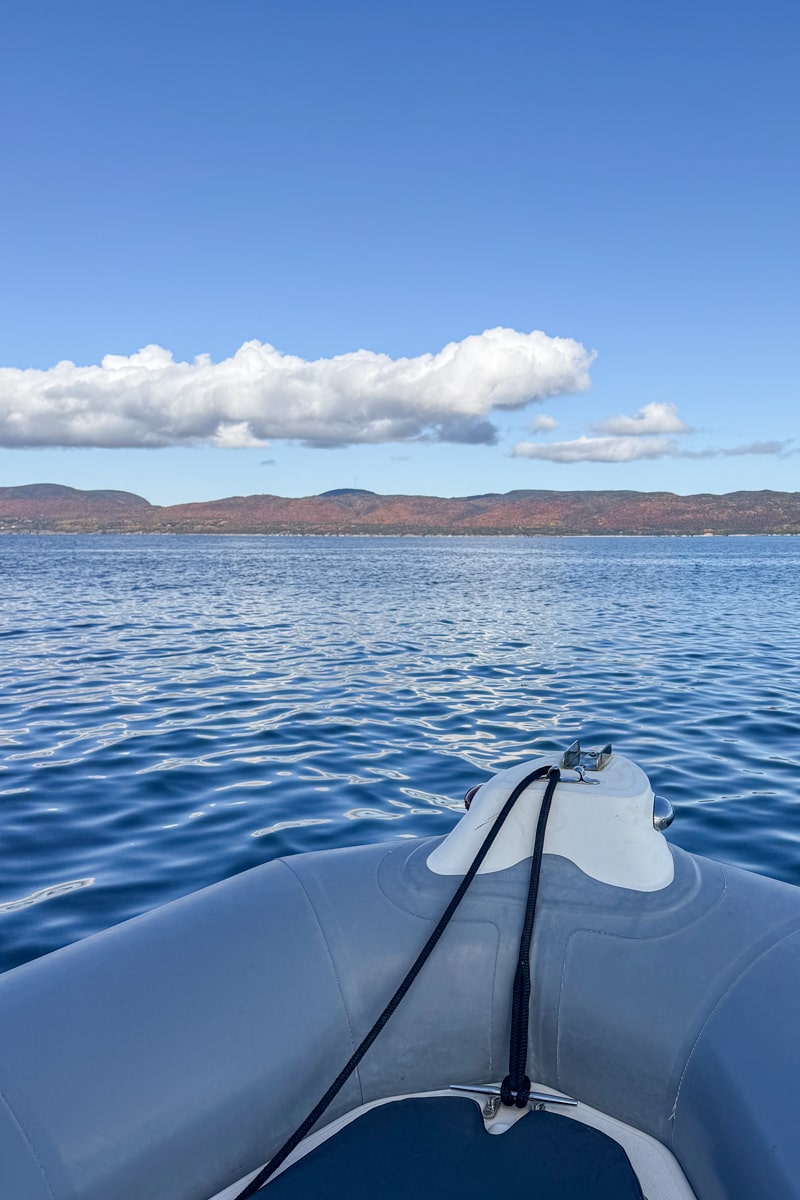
[266,1096,644,1197]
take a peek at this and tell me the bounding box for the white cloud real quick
[592,402,691,436]
[514,401,696,463]
[723,440,793,457]
[528,414,558,433]
[0,328,594,449]
[513,435,680,463]
[513,434,795,464]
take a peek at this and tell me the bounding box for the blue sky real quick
[1,0,797,504]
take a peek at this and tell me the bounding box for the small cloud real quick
[722,440,794,457]
[513,435,680,463]
[529,414,558,433]
[677,440,795,460]
[593,402,691,436]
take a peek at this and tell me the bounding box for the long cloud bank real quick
[0,328,594,449]
[513,435,682,463]
[513,435,794,463]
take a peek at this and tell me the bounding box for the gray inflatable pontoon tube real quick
[0,750,798,1200]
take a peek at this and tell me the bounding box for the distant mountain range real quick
[1,484,799,536]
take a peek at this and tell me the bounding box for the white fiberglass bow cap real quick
[428,746,675,892]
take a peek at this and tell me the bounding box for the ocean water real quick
[1,533,799,975]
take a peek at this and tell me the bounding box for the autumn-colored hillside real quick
[1,484,799,535]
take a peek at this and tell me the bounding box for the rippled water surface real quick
[1,534,799,973]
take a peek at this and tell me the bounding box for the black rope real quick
[500,765,561,1107]
[232,762,553,1197]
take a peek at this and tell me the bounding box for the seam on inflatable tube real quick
[375,841,504,1077]
[668,921,800,1147]
[375,839,450,921]
[279,859,364,1107]
[486,925,501,1079]
[0,1085,57,1200]
[553,870,730,1100]
[554,926,571,1094]
[557,868,729,955]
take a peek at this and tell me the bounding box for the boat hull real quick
[1,826,799,1198]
